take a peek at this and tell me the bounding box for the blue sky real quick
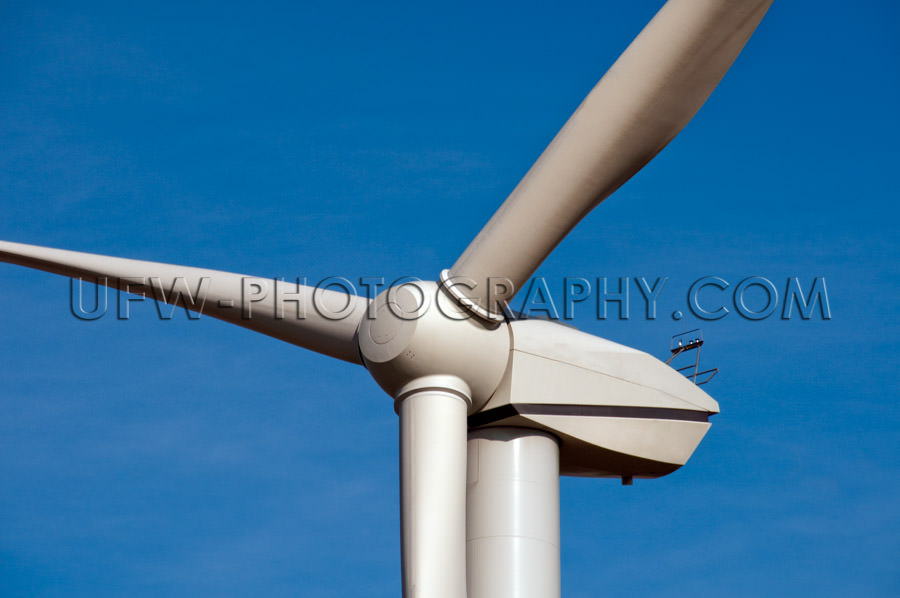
[1,1,898,596]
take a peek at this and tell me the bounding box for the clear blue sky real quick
[1,1,898,596]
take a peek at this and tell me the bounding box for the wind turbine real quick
[0,0,773,596]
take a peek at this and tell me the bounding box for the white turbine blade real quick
[0,240,366,364]
[448,0,773,318]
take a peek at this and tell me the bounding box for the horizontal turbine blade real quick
[448,0,773,318]
[0,241,367,364]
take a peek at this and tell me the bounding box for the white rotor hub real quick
[357,281,511,410]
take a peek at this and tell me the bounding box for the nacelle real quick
[469,319,719,479]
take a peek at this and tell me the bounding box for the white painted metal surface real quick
[358,282,510,410]
[477,319,718,477]
[397,377,471,598]
[467,428,560,598]
[498,319,718,413]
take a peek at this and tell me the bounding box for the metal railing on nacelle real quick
[666,329,718,386]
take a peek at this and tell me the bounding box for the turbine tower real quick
[0,1,773,596]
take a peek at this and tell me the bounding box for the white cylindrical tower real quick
[397,376,471,598]
[466,427,560,598]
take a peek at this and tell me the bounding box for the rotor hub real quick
[357,281,511,411]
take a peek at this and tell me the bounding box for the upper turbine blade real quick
[0,241,367,364]
[447,0,773,318]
